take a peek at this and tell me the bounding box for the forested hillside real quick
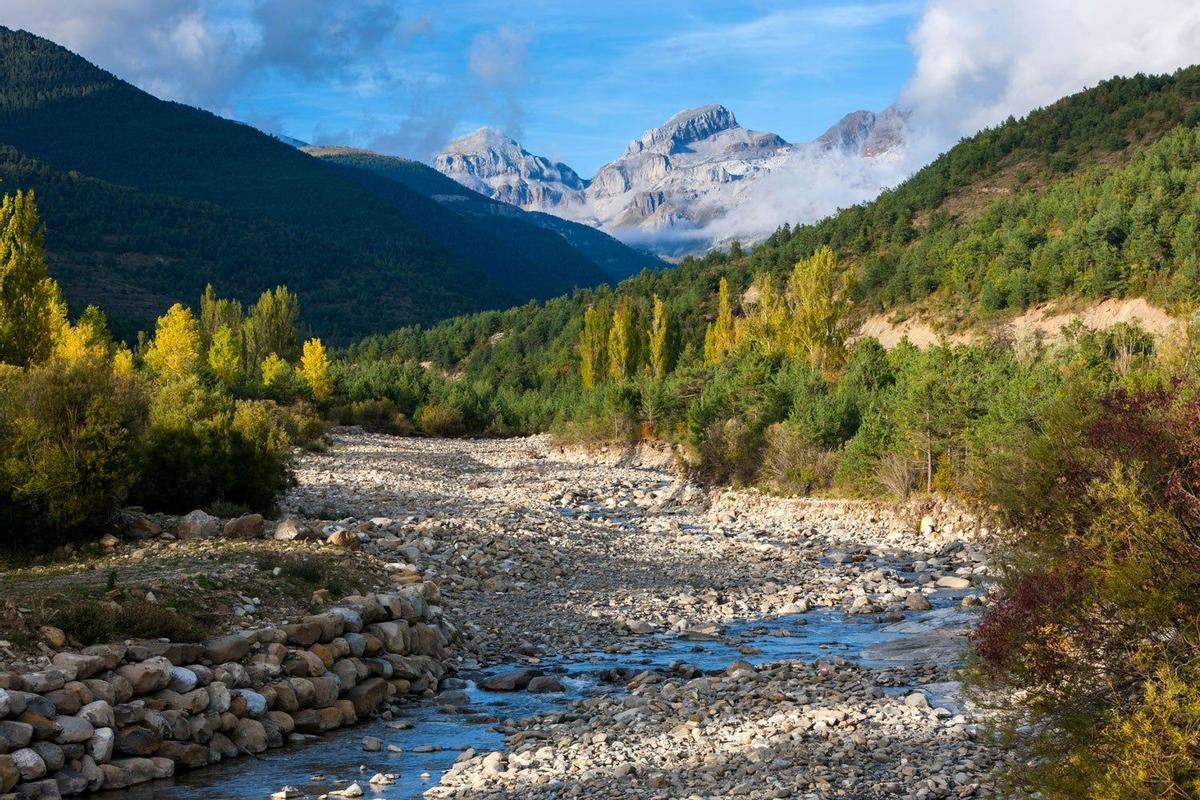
[0,28,627,340]
[333,65,1200,447]
[308,147,660,282]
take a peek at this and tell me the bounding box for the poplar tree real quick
[244,286,299,367]
[145,303,202,379]
[207,325,241,387]
[0,190,57,366]
[608,296,638,382]
[704,277,735,365]
[299,337,332,401]
[648,294,672,379]
[579,299,610,389]
[787,246,847,374]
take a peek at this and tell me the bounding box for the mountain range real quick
[433,104,909,253]
[0,27,659,340]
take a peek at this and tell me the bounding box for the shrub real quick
[335,398,413,435]
[0,356,147,545]
[130,377,293,514]
[873,452,919,500]
[416,402,465,437]
[762,421,838,494]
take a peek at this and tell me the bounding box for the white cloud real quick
[467,24,534,139]
[902,0,1200,138]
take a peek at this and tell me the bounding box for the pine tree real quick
[207,325,241,387]
[0,190,57,366]
[787,246,847,374]
[299,337,332,401]
[145,303,202,379]
[648,294,672,379]
[579,299,610,389]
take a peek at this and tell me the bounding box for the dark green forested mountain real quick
[305,147,660,282]
[0,27,635,340]
[339,64,1200,416]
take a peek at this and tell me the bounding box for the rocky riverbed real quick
[281,431,1011,799]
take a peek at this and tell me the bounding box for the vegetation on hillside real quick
[0,192,329,547]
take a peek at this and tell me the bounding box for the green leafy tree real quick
[579,299,610,389]
[0,191,57,367]
[648,294,673,380]
[608,296,639,382]
[244,286,299,368]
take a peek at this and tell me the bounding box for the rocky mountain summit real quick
[433,104,908,253]
[433,128,587,210]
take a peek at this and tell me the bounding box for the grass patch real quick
[44,596,213,645]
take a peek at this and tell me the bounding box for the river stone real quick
[116,658,173,696]
[237,690,268,717]
[28,742,63,773]
[326,529,359,548]
[101,757,174,788]
[19,671,65,694]
[10,748,46,781]
[0,754,17,792]
[167,667,199,694]
[347,678,389,717]
[272,518,319,542]
[87,728,114,763]
[203,633,254,664]
[279,622,323,648]
[906,592,933,611]
[177,510,220,539]
[936,575,972,589]
[0,722,33,748]
[527,675,566,693]
[53,716,93,744]
[480,669,537,692]
[77,700,114,729]
[157,740,209,769]
[18,712,61,740]
[54,765,90,796]
[50,654,105,681]
[223,513,264,539]
[232,719,267,754]
[114,726,161,757]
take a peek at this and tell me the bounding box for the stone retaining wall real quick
[0,583,455,799]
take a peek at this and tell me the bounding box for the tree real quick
[736,273,789,354]
[260,353,291,390]
[145,303,202,379]
[648,294,673,379]
[704,277,735,365]
[608,296,639,382]
[244,286,299,368]
[787,246,847,374]
[199,284,243,346]
[579,299,610,389]
[0,191,57,366]
[299,337,332,401]
[207,325,241,388]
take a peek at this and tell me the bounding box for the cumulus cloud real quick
[467,25,533,139]
[679,0,1200,251]
[902,0,1200,138]
[2,0,433,112]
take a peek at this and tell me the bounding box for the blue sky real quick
[8,1,1200,176]
[243,1,921,173]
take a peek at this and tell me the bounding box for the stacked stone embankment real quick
[0,585,455,798]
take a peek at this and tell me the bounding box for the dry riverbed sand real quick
[285,431,1011,799]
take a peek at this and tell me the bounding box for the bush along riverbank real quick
[0,571,454,797]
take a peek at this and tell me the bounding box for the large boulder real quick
[223,514,265,539]
[231,719,267,754]
[0,754,17,792]
[480,669,538,692]
[272,518,319,542]
[202,633,254,664]
[177,510,220,540]
[50,654,105,681]
[346,678,389,717]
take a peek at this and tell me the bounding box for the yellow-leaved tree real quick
[579,298,610,389]
[299,337,332,401]
[787,246,847,374]
[0,190,58,367]
[607,296,639,382]
[145,303,202,379]
[648,294,671,380]
[260,353,291,389]
[703,277,735,365]
[735,273,790,355]
[207,325,241,387]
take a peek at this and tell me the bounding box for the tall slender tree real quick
[579,298,611,389]
[648,294,673,379]
[243,286,299,368]
[0,191,57,366]
[787,246,847,374]
[608,296,639,382]
[704,277,735,365]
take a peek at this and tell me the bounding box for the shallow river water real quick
[99,589,972,800]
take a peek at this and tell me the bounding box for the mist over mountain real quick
[433,103,910,254]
